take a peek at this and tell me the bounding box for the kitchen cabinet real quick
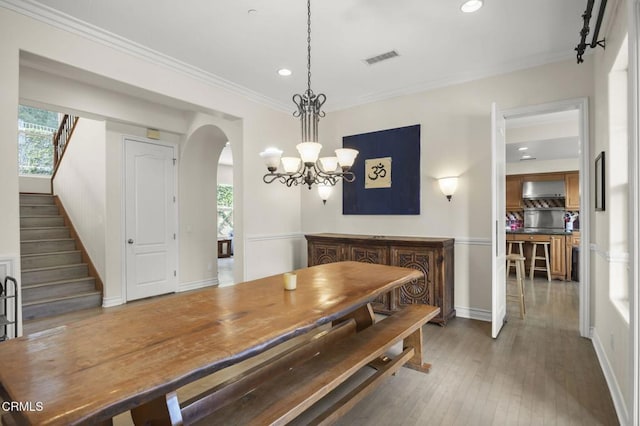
[306,233,455,325]
[505,175,523,210]
[550,235,566,279]
[565,171,580,210]
[566,231,581,281]
[507,171,580,211]
[506,233,567,280]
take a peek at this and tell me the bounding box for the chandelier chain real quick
[306,0,312,96]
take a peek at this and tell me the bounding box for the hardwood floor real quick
[22,276,618,425]
[334,277,618,426]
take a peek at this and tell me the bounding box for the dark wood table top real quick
[0,261,422,425]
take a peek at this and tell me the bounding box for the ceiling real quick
[17,0,593,112]
[505,110,580,163]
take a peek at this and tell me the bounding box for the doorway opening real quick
[217,142,234,287]
[494,98,590,338]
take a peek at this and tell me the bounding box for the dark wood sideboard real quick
[305,233,455,325]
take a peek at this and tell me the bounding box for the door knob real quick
[128,239,134,244]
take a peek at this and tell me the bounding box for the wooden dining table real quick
[0,261,424,425]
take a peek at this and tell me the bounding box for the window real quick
[217,184,233,238]
[17,105,59,176]
[607,35,629,322]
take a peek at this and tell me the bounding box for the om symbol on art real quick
[368,163,387,180]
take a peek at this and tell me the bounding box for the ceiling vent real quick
[364,50,399,65]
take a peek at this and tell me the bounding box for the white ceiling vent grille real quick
[364,50,399,65]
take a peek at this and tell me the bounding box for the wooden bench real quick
[173,303,440,425]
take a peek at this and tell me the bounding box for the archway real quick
[179,124,230,289]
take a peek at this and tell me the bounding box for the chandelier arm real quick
[292,94,304,118]
[341,171,356,183]
[263,174,281,184]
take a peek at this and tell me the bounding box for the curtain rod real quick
[575,0,607,64]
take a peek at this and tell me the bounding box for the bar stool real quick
[506,254,526,318]
[505,254,526,318]
[530,242,551,281]
[506,241,525,276]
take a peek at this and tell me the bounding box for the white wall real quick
[18,175,50,193]
[302,58,594,319]
[590,0,632,422]
[0,6,301,313]
[53,117,107,279]
[218,164,233,186]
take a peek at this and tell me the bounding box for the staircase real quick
[19,193,102,321]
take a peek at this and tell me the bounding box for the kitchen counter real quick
[507,229,575,236]
[506,231,580,281]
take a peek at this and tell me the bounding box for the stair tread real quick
[20,226,68,230]
[22,276,95,289]
[21,238,74,243]
[22,291,101,307]
[22,263,88,273]
[21,250,81,259]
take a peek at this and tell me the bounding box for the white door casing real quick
[125,139,177,301]
[491,102,507,339]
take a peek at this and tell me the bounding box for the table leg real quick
[333,303,375,332]
[130,391,182,426]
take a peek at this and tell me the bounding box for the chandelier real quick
[260,0,358,201]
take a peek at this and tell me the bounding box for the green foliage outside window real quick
[18,105,59,176]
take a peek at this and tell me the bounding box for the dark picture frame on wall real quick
[595,151,605,211]
[342,124,421,215]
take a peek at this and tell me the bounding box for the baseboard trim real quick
[591,327,629,426]
[455,306,491,322]
[178,278,218,292]
[454,238,492,246]
[102,296,124,308]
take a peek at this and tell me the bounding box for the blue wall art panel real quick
[343,124,420,215]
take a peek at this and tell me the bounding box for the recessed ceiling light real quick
[522,155,532,159]
[518,147,528,151]
[460,0,483,13]
[277,68,292,77]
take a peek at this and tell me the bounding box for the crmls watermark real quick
[1,401,44,412]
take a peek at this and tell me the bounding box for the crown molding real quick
[0,0,291,113]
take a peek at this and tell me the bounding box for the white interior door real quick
[125,139,177,301]
[491,102,507,338]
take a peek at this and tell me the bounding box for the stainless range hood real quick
[522,180,565,200]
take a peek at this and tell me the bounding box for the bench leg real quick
[130,391,182,426]
[402,325,431,373]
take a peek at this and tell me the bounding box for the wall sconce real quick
[317,183,332,205]
[438,177,459,202]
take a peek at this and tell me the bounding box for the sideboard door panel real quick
[349,245,394,312]
[392,247,435,307]
[349,245,388,265]
[308,243,344,265]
